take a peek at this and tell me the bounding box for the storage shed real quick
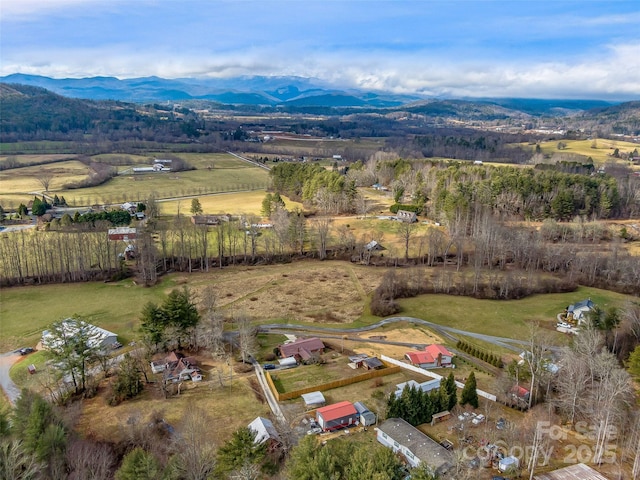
[316,401,357,431]
[301,391,326,409]
[353,401,377,426]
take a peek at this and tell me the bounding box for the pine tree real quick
[460,372,479,408]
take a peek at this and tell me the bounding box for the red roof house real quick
[279,337,325,361]
[316,401,358,431]
[405,344,454,369]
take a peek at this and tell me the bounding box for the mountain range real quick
[0,73,620,115]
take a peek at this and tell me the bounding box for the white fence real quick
[380,354,497,402]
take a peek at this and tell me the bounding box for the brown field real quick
[76,356,271,444]
[181,261,382,325]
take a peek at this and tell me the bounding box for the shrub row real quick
[456,340,503,368]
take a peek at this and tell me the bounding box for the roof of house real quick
[568,299,594,312]
[279,337,325,358]
[511,385,530,398]
[395,379,441,397]
[316,401,357,422]
[425,344,453,357]
[363,357,384,369]
[378,418,452,471]
[406,351,436,364]
[301,391,326,406]
[248,417,281,445]
[42,319,117,351]
[348,354,369,363]
[534,463,610,480]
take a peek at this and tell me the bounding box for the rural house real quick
[151,352,200,382]
[405,344,454,369]
[396,210,417,223]
[376,418,452,472]
[191,215,220,226]
[316,401,358,431]
[278,337,325,362]
[567,298,595,325]
[394,379,441,398]
[42,320,119,352]
[248,417,282,452]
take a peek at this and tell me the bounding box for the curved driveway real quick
[258,316,529,353]
[0,351,22,404]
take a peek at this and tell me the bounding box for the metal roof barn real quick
[316,401,357,431]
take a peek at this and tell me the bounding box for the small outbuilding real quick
[301,391,326,409]
[353,401,377,426]
[278,356,297,368]
[362,357,384,370]
[248,417,282,452]
[498,455,519,473]
[316,401,358,431]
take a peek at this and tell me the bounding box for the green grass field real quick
[0,276,181,352]
[521,138,639,165]
[397,285,633,340]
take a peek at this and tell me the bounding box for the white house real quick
[42,319,118,352]
[248,417,281,446]
[377,418,452,473]
[394,379,441,398]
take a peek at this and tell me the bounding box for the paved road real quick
[258,316,530,353]
[249,356,286,424]
[0,351,23,404]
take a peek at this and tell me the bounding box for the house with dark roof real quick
[278,337,325,362]
[377,418,452,472]
[150,352,200,382]
[362,357,384,370]
[316,401,358,431]
[567,298,595,325]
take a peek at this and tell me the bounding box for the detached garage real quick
[316,401,357,432]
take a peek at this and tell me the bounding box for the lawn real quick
[0,276,180,352]
[270,353,371,394]
[396,284,635,341]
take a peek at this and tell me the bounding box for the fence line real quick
[266,363,401,401]
[380,354,497,402]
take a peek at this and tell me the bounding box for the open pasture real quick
[525,138,639,165]
[0,160,91,206]
[57,157,270,206]
[158,190,302,216]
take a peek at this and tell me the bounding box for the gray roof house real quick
[248,417,281,451]
[377,418,452,472]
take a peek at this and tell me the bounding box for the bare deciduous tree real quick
[172,406,217,480]
[37,172,54,192]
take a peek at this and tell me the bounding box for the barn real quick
[108,227,137,241]
[316,401,358,431]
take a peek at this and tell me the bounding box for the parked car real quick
[472,414,485,425]
[263,363,276,370]
[557,321,571,329]
[19,347,34,355]
[306,426,322,435]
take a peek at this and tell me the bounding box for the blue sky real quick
[1,0,639,99]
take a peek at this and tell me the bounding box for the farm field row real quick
[0,152,270,208]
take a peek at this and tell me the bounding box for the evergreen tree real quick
[216,427,267,478]
[116,448,163,480]
[460,371,479,408]
[443,372,457,410]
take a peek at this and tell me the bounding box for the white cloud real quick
[2,41,639,100]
